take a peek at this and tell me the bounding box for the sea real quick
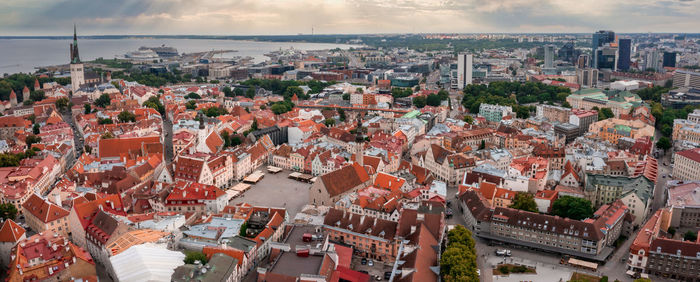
[0,38,358,75]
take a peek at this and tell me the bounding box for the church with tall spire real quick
[69,24,85,93]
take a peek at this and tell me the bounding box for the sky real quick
[1,0,699,36]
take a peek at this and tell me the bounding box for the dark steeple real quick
[70,24,81,64]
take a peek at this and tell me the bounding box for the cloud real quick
[1,0,699,35]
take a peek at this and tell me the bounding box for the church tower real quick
[69,24,85,94]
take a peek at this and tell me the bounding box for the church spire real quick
[70,24,80,64]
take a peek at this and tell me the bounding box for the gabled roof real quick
[22,194,69,224]
[0,219,25,243]
[319,163,370,197]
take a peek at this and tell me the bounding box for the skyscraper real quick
[663,52,677,68]
[645,50,661,71]
[617,38,631,71]
[558,40,579,64]
[544,45,555,69]
[597,45,618,71]
[592,30,615,69]
[457,53,473,90]
[69,24,85,93]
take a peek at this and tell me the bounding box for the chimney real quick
[110,201,114,210]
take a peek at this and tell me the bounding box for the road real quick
[343,50,363,69]
[62,109,83,168]
[163,116,174,164]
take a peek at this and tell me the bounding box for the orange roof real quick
[22,194,69,224]
[202,246,245,266]
[0,219,25,242]
[98,136,162,158]
[373,172,405,191]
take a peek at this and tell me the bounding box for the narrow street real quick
[163,116,174,164]
[62,108,83,168]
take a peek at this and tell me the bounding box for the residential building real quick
[172,253,239,282]
[479,103,513,123]
[309,163,371,206]
[587,118,655,145]
[7,231,97,282]
[673,70,700,89]
[570,109,598,136]
[666,181,700,228]
[584,174,654,227]
[0,219,25,267]
[459,189,628,261]
[164,181,227,213]
[21,194,70,237]
[423,144,474,186]
[673,148,700,181]
[536,104,571,123]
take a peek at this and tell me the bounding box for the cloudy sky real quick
[1,0,699,36]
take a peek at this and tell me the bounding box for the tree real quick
[668,226,677,236]
[356,88,364,94]
[509,192,538,213]
[324,118,336,127]
[27,114,36,124]
[231,136,242,146]
[185,100,197,110]
[234,87,244,97]
[426,94,443,106]
[239,222,249,237]
[25,135,41,149]
[684,231,698,242]
[562,101,572,108]
[101,132,115,139]
[391,87,413,98]
[338,108,346,121]
[142,96,165,114]
[222,86,233,97]
[32,123,40,135]
[342,93,350,100]
[29,90,45,102]
[598,107,614,120]
[551,196,594,220]
[464,115,474,124]
[479,140,485,150]
[412,96,427,108]
[284,86,305,100]
[202,107,228,117]
[185,92,201,99]
[251,119,258,131]
[94,93,111,108]
[55,97,70,112]
[0,203,18,221]
[98,117,113,124]
[118,111,136,123]
[441,226,478,282]
[245,87,256,98]
[656,137,671,150]
[84,103,92,114]
[184,251,208,264]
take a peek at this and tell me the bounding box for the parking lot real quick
[350,256,393,281]
[228,169,312,217]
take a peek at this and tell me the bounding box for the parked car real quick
[384,272,392,280]
[495,249,512,256]
[368,259,374,266]
[361,258,367,265]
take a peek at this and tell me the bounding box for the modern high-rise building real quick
[597,45,618,70]
[577,68,599,88]
[558,40,579,64]
[663,52,677,68]
[592,30,615,69]
[457,53,473,90]
[645,50,661,71]
[544,44,555,69]
[577,54,590,69]
[69,24,85,93]
[617,39,631,71]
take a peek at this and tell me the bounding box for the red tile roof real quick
[677,148,700,163]
[320,163,370,197]
[22,194,69,224]
[0,219,25,243]
[98,136,162,158]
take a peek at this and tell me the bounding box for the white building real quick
[457,53,473,90]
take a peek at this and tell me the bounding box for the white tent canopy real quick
[110,243,185,282]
